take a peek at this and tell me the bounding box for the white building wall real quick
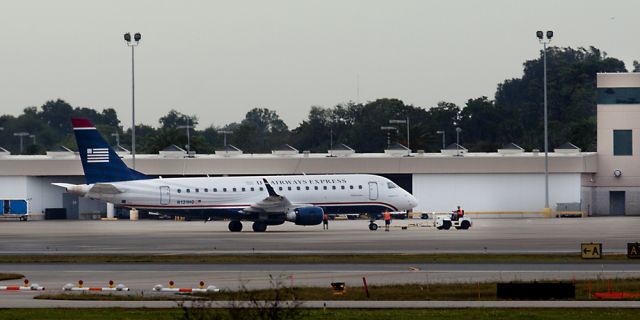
[0,177,28,211]
[412,173,581,213]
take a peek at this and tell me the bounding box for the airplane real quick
[53,118,418,232]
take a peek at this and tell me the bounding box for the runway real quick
[0,217,638,254]
[1,263,640,308]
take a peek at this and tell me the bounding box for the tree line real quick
[0,46,633,155]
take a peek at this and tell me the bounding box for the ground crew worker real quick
[452,206,464,221]
[323,213,329,230]
[384,211,391,232]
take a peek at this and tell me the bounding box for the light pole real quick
[380,126,397,150]
[177,118,194,156]
[124,32,141,168]
[13,132,29,154]
[455,127,462,156]
[436,131,445,149]
[390,117,410,155]
[217,130,233,147]
[537,30,553,212]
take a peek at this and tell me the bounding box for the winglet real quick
[263,178,278,197]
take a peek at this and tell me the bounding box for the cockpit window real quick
[387,182,397,189]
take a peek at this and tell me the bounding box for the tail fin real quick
[72,118,149,184]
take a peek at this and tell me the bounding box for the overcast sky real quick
[1,0,638,129]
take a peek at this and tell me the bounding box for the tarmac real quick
[0,217,639,308]
[0,217,637,254]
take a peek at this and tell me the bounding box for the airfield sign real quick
[581,243,602,259]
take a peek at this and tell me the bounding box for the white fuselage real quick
[82,174,417,214]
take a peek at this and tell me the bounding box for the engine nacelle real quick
[286,206,324,226]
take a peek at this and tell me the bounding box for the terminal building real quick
[0,73,638,219]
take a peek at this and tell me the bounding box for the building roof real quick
[161,145,186,152]
[386,143,409,151]
[48,145,74,152]
[215,144,242,152]
[444,143,467,150]
[329,143,355,151]
[556,142,580,150]
[501,142,524,150]
[273,144,299,152]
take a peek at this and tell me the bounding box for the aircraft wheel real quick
[252,221,267,232]
[369,223,378,231]
[228,220,243,232]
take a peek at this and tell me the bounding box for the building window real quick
[614,130,632,156]
[598,88,640,104]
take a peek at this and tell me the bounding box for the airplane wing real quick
[88,183,124,194]
[243,178,292,213]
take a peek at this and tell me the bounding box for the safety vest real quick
[457,209,464,217]
[384,212,391,221]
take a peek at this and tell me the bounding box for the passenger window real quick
[341,185,345,190]
[250,187,254,192]
[349,185,353,190]
[195,188,199,193]
[242,187,246,192]
[213,188,217,192]
[232,188,237,192]
[297,186,301,191]
[288,187,292,191]
[323,186,327,190]
[186,189,190,193]
[279,187,283,191]
[204,188,208,192]
[259,187,264,191]
[305,186,309,190]
[223,188,227,192]
[332,186,336,190]
[358,185,363,189]
[177,189,182,193]
[314,186,319,190]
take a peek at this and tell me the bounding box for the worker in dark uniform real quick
[384,211,391,232]
[323,213,329,230]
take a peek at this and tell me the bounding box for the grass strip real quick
[0,253,634,264]
[0,308,639,320]
[35,278,640,301]
[0,273,23,281]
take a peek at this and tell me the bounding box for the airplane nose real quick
[408,194,418,208]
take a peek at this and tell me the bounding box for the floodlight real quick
[546,30,553,39]
[536,31,543,39]
[124,33,131,42]
[134,33,141,42]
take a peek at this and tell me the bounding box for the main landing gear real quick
[227,220,268,232]
[228,220,243,232]
[368,222,378,231]
[252,221,267,232]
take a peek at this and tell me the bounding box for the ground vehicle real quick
[434,213,472,230]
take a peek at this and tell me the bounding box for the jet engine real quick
[286,206,324,225]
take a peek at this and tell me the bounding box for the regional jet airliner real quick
[53,118,418,232]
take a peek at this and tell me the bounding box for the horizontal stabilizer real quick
[89,183,124,194]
